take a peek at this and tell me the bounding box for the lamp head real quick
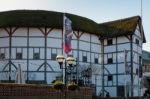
[56,55,65,68]
[66,57,75,67]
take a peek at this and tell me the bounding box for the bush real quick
[53,80,64,90]
[51,80,56,84]
[67,82,78,91]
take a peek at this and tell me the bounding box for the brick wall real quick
[0,83,92,99]
[92,96,148,99]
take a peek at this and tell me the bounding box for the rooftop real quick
[0,10,145,42]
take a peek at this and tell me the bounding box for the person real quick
[143,92,148,99]
[106,92,110,97]
[143,92,147,97]
[99,92,102,97]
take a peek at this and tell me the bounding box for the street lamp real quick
[56,54,75,84]
[56,55,75,99]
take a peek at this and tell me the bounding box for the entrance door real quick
[117,86,125,97]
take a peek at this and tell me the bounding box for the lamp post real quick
[56,55,75,99]
[56,54,75,85]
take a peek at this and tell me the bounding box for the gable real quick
[134,25,142,38]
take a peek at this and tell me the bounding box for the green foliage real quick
[67,82,78,91]
[53,80,64,90]
[51,80,56,84]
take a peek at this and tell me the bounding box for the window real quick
[139,56,142,64]
[0,53,5,59]
[107,58,113,64]
[108,75,113,81]
[107,39,113,45]
[16,53,22,59]
[51,53,57,60]
[33,53,40,60]
[94,58,98,64]
[135,39,139,45]
[83,56,87,62]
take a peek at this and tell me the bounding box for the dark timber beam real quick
[38,27,53,83]
[4,27,18,82]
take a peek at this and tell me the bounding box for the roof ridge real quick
[99,16,141,25]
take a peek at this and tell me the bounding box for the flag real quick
[62,15,73,54]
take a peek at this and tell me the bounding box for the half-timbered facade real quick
[0,10,146,97]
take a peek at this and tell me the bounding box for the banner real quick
[62,15,73,54]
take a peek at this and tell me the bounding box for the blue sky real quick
[0,0,149,51]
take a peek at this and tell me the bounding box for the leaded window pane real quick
[16,53,22,59]
[33,53,40,59]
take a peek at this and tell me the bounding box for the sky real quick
[0,0,149,51]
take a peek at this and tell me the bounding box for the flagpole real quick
[62,13,73,84]
[140,0,143,97]
[63,13,66,84]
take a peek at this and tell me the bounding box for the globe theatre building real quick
[0,10,146,97]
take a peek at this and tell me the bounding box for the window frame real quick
[83,56,87,62]
[0,53,5,60]
[94,58,98,64]
[51,53,57,60]
[33,53,40,60]
[108,75,113,81]
[107,58,113,64]
[16,53,22,59]
[135,39,139,45]
[107,39,113,45]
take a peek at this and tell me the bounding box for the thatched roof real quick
[0,10,100,35]
[0,10,146,42]
[99,16,146,42]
